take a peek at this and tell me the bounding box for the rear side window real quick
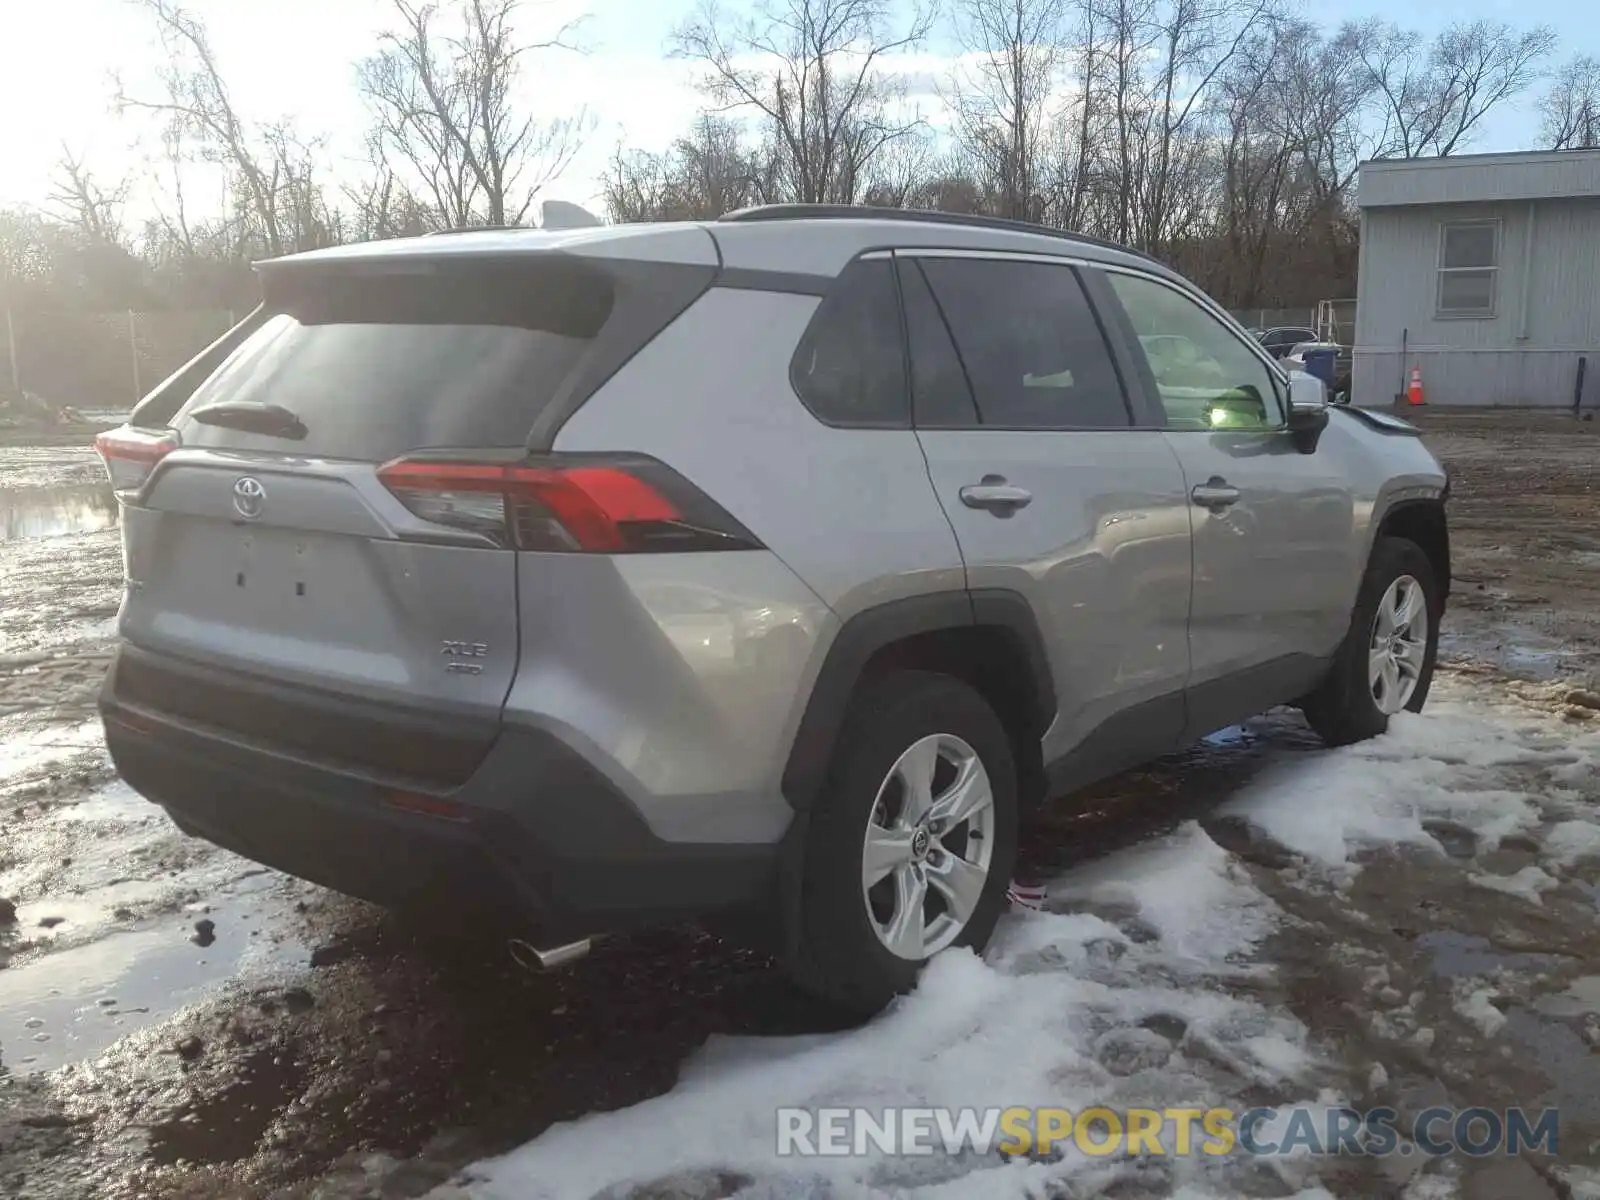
[898,258,979,428]
[918,258,1131,429]
[173,257,710,460]
[789,258,909,427]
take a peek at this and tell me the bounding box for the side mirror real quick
[1286,371,1329,451]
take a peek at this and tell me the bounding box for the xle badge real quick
[441,641,489,675]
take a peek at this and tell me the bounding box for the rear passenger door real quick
[901,251,1194,788]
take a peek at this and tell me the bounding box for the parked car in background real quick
[94,204,1450,1015]
[1256,326,1318,359]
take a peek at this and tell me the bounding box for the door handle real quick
[960,476,1033,515]
[1190,476,1241,510]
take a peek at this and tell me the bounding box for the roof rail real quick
[422,224,530,237]
[716,204,1161,265]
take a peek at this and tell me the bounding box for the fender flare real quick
[779,588,1056,812]
[1369,491,1451,597]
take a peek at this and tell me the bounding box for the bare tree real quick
[1141,0,1280,251]
[673,0,934,206]
[948,0,1065,221]
[117,0,338,255]
[603,116,771,221]
[359,0,588,228]
[118,0,281,254]
[1360,20,1556,158]
[48,148,129,246]
[1540,54,1600,150]
[860,126,937,207]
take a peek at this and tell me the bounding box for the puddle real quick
[0,719,105,783]
[0,880,310,1074]
[1440,628,1578,680]
[1414,931,1571,978]
[1,483,118,540]
[1502,1007,1600,1123]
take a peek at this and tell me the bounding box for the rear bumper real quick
[99,646,782,940]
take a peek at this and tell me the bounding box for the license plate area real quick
[224,527,369,627]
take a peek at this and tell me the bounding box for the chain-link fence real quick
[1,308,237,425]
[1228,301,1357,346]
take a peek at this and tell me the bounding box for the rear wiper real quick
[189,402,308,440]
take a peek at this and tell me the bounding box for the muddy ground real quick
[0,410,1596,1200]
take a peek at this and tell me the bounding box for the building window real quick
[1437,220,1499,318]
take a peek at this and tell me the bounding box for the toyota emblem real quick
[233,476,266,520]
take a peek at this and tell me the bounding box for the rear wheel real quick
[787,671,1018,1015]
[1302,536,1441,746]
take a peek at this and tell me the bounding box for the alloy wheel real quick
[1368,574,1429,714]
[861,733,996,960]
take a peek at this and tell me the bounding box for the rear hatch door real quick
[116,242,713,778]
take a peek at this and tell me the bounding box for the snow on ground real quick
[1221,691,1600,873]
[455,681,1600,1200]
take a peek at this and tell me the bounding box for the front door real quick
[898,251,1194,785]
[1092,268,1356,737]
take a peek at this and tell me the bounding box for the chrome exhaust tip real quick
[508,936,592,972]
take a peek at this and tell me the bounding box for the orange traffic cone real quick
[1407,365,1425,406]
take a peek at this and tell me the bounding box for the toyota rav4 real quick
[96,205,1449,1013]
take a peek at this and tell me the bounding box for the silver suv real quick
[96,206,1449,1013]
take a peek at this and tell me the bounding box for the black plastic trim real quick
[970,590,1058,730]
[1040,653,1333,802]
[1044,690,1186,799]
[107,643,500,787]
[1374,496,1452,599]
[781,590,1055,811]
[1180,653,1332,743]
[101,657,780,938]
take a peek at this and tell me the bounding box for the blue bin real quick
[1301,348,1336,387]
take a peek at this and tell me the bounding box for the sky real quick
[0,0,1592,225]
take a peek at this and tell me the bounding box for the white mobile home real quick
[1354,149,1600,408]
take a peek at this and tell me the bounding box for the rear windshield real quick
[173,257,617,460]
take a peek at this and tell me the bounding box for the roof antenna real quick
[539,200,602,230]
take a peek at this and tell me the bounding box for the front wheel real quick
[1302,536,1441,746]
[786,671,1018,1015]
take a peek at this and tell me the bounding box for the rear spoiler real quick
[129,304,268,429]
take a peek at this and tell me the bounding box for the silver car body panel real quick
[553,286,969,618]
[914,427,1194,762]
[501,550,834,844]
[108,212,1450,873]
[121,450,520,720]
[267,222,721,269]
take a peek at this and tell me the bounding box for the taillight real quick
[95,426,179,498]
[375,454,763,553]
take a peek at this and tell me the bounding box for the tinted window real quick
[1108,272,1284,432]
[172,257,701,460]
[918,258,1130,429]
[789,259,909,426]
[898,259,978,428]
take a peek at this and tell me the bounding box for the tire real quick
[1301,536,1441,746]
[785,670,1019,1015]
